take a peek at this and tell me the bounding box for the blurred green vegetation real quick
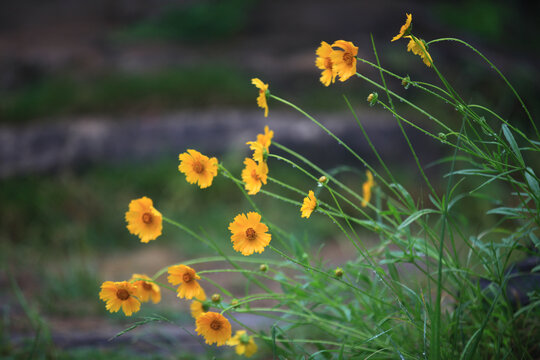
[435,1,506,40]
[0,154,342,257]
[0,69,371,124]
[0,65,252,123]
[116,0,255,43]
[433,1,539,52]
[0,151,359,357]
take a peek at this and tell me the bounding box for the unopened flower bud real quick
[318,176,328,185]
[367,92,378,107]
[259,264,268,272]
[402,75,411,89]
[231,299,239,308]
[211,294,221,303]
[334,267,344,278]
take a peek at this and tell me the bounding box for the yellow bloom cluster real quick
[178,149,219,189]
[227,330,258,357]
[390,13,433,67]
[301,190,317,219]
[315,40,359,86]
[252,78,269,117]
[168,264,203,299]
[125,196,162,243]
[229,212,272,256]
[244,125,273,195]
[362,170,375,207]
[103,16,441,354]
[99,274,161,317]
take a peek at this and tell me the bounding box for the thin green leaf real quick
[398,209,438,230]
[524,167,540,200]
[108,315,170,341]
[502,124,524,165]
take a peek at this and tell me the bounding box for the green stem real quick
[162,216,272,293]
[268,244,391,306]
[427,37,538,138]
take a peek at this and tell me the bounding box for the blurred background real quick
[1,0,539,358]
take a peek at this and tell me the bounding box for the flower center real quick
[116,289,130,300]
[245,228,257,241]
[343,52,353,66]
[192,161,205,174]
[142,212,153,224]
[324,57,333,70]
[250,169,260,181]
[142,282,153,291]
[182,273,193,283]
[210,320,222,331]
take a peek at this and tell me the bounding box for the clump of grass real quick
[95,13,540,359]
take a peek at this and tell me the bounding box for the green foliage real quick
[116,0,254,43]
[434,1,506,40]
[110,27,539,359]
[0,65,251,123]
[4,11,540,359]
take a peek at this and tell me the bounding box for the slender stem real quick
[427,37,538,138]
[268,245,391,306]
[162,216,272,293]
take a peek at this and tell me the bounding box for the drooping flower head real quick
[256,125,274,150]
[190,288,209,319]
[229,212,271,256]
[99,281,141,316]
[391,13,412,42]
[362,170,375,207]
[125,196,163,243]
[178,149,219,189]
[315,41,337,86]
[300,190,317,219]
[241,158,268,195]
[130,273,161,304]
[246,140,266,164]
[227,330,258,357]
[247,125,273,164]
[167,264,203,299]
[406,36,433,67]
[195,312,232,346]
[251,78,269,117]
[330,40,358,82]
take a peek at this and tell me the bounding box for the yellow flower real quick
[167,265,203,299]
[228,212,271,256]
[391,13,412,42]
[190,289,208,319]
[315,41,337,86]
[406,36,433,67]
[246,141,265,164]
[241,158,268,195]
[247,125,273,164]
[256,125,274,150]
[125,197,163,243]
[130,273,161,304]
[99,281,141,316]
[195,312,232,346]
[227,330,258,357]
[362,170,375,207]
[300,190,317,219]
[251,78,269,117]
[330,40,358,82]
[178,149,218,189]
